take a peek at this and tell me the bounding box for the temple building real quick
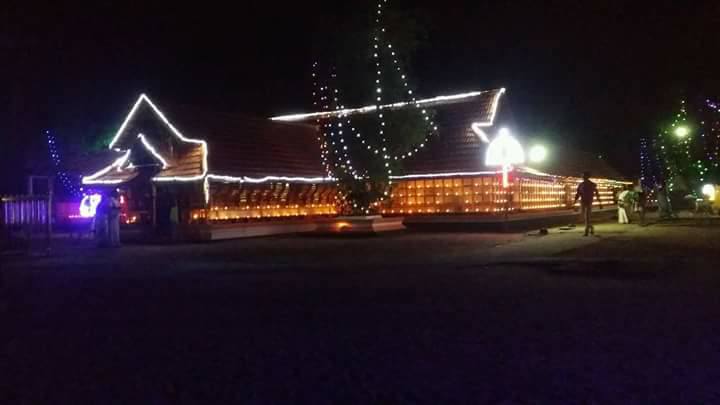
[272,88,627,217]
[82,95,336,229]
[81,89,628,238]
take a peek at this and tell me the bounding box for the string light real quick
[390,171,498,180]
[307,0,445,214]
[470,88,507,143]
[46,130,82,197]
[648,98,720,193]
[206,174,334,184]
[272,90,502,122]
[136,133,169,168]
[82,150,132,185]
[86,93,344,206]
[81,91,631,222]
[105,94,209,182]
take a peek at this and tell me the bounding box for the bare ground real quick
[2,219,720,404]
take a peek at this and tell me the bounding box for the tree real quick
[312,0,435,215]
[645,97,720,197]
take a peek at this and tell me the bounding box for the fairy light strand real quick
[46,130,82,197]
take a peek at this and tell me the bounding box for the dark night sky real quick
[2,0,719,192]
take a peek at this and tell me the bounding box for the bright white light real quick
[82,150,132,185]
[106,94,208,183]
[109,96,146,150]
[203,177,210,205]
[205,174,335,184]
[271,89,506,122]
[79,194,102,218]
[674,126,690,138]
[485,129,525,167]
[485,128,525,188]
[470,88,507,143]
[702,184,716,201]
[136,95,208,182]
[90,93,209,199]
[137,134,169,168]
[390,171,497,180]
[528,145,548,163]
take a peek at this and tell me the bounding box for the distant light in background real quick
[528,145,548,163]
[702,184,715,201]
[674,126,690,138]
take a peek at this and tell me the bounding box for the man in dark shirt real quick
[574,171,602,236]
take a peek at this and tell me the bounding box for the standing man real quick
[108,190,122,247]
[95,194,109,247]
[574,171,603,236]
[617,186,631,224]
[634,180,646,225]
[169,198,179,241]
[656,182,673,219]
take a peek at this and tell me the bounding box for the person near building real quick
[169,199,180,241]
[574,171,603,236]
[656,182,673,219]
[636,184,647,225]
[95,194,109,247]
[617,186,631,224]
[107,190,122,247]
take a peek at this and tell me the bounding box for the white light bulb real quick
[529,145,548,163]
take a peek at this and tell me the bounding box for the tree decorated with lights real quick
[312,0,436,215]
[643,98,720,195]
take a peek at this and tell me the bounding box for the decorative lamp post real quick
[484,128,525,188]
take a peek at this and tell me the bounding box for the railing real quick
[2,196,50,226]
[1,195,53,254]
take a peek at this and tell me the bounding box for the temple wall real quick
[382,174,622,215]
[191,182,337,222]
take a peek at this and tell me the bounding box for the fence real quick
[1,195,53,254]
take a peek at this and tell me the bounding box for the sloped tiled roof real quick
[88,168,139,184]
[402,100,491,174]
[75,149,138,185]
[270,88,507,177]
[63,149,128,175]
[400,91,626,180]
[153,143,204,179]
[271,89,504,122]
[92,95,326,181]
[163,105,324,178]
[82,90,626,185]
